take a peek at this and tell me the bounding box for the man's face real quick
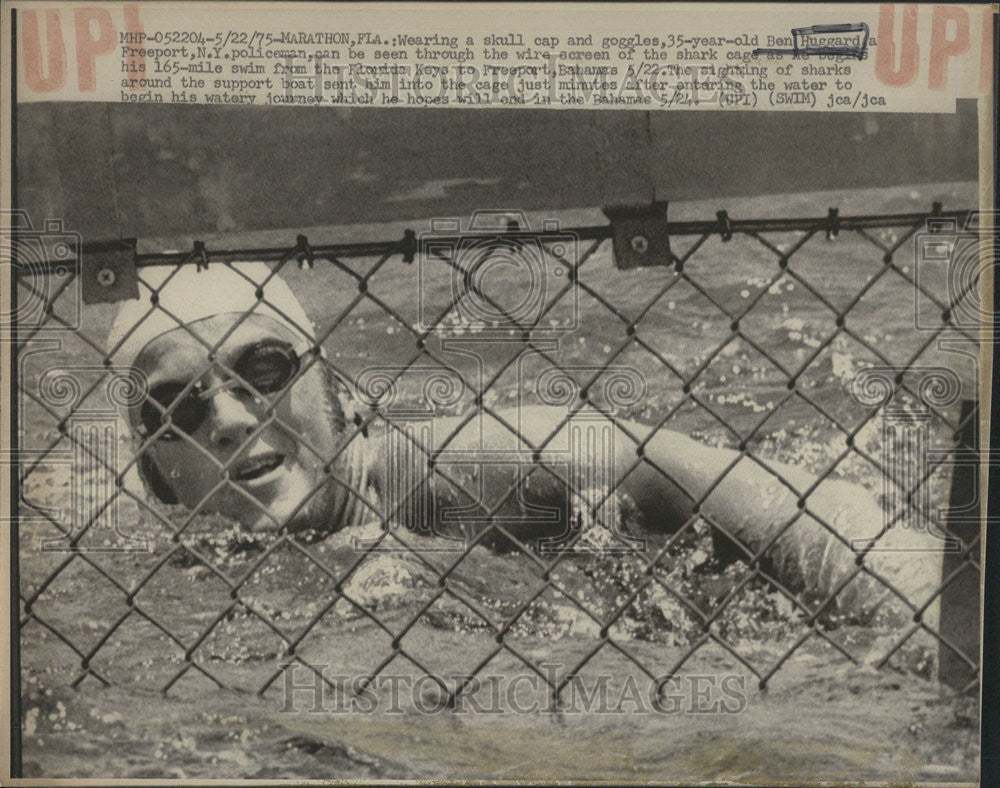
[130,314,346,538]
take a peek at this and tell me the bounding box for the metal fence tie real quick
[190,240,209,271]
[716,210,733,242]
[294,234,314,270]
[353,411,369,438]
[401,229,417,264]
[825,207,840,240]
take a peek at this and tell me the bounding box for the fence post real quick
[938,399,980,690]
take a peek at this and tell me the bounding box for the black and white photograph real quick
[3,2,995,784]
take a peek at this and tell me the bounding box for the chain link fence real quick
[13,203,984,711]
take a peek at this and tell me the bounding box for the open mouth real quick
[231,452,286,483]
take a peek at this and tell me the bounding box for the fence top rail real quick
[12,207,973,276]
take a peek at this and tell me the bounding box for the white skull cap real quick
[106,262,318,369]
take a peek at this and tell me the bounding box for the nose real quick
[206,389,260,450]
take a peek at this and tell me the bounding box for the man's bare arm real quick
[366,405,944,626]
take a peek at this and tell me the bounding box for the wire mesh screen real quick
[14,203,983,714]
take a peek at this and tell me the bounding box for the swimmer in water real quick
[107,262,945,626]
